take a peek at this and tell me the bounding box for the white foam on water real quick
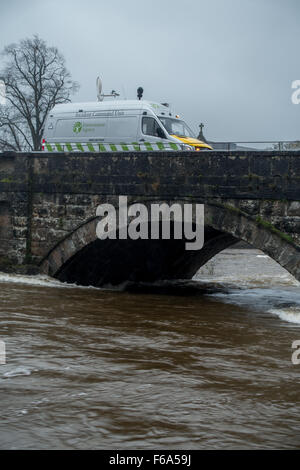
[268,307,300,325]
[196,273,300,288]
[0,271,132,292]
[0,272,101,290]
[208,286,300,325]
[3,367,35,378]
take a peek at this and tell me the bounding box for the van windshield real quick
[159,117,196,138]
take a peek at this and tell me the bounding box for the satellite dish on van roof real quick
[96,77,103,101]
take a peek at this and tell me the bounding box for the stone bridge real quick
[0,150,299,286]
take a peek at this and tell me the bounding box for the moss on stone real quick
[0,177,15,183]
[213,202,295,245]
[256,216,294,244]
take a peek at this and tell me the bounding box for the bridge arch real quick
[40,201,300,286]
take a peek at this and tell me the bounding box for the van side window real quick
[142,117,165,138]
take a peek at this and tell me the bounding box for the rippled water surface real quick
[0,249,300,449]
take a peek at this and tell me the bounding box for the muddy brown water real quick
[0,249,300,449]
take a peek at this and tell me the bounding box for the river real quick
[0,249,299,449]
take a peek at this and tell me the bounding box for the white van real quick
[42,100,210,152]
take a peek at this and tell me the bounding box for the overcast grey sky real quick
[0,0,299,141]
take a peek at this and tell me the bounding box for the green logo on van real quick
[73,121,82,133]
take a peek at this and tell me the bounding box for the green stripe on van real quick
[131,142,140,151]
[169,143,179,150]
[156,142,165,150]
[87,143,95,152]
[44,142,182,152]
[55,143,64,152]
[144,142,153,151]
[120,143,129,151]
[76,143,84,152]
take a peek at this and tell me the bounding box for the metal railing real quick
[208,140,300,151]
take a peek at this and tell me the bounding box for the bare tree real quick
[0,35,79,151]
